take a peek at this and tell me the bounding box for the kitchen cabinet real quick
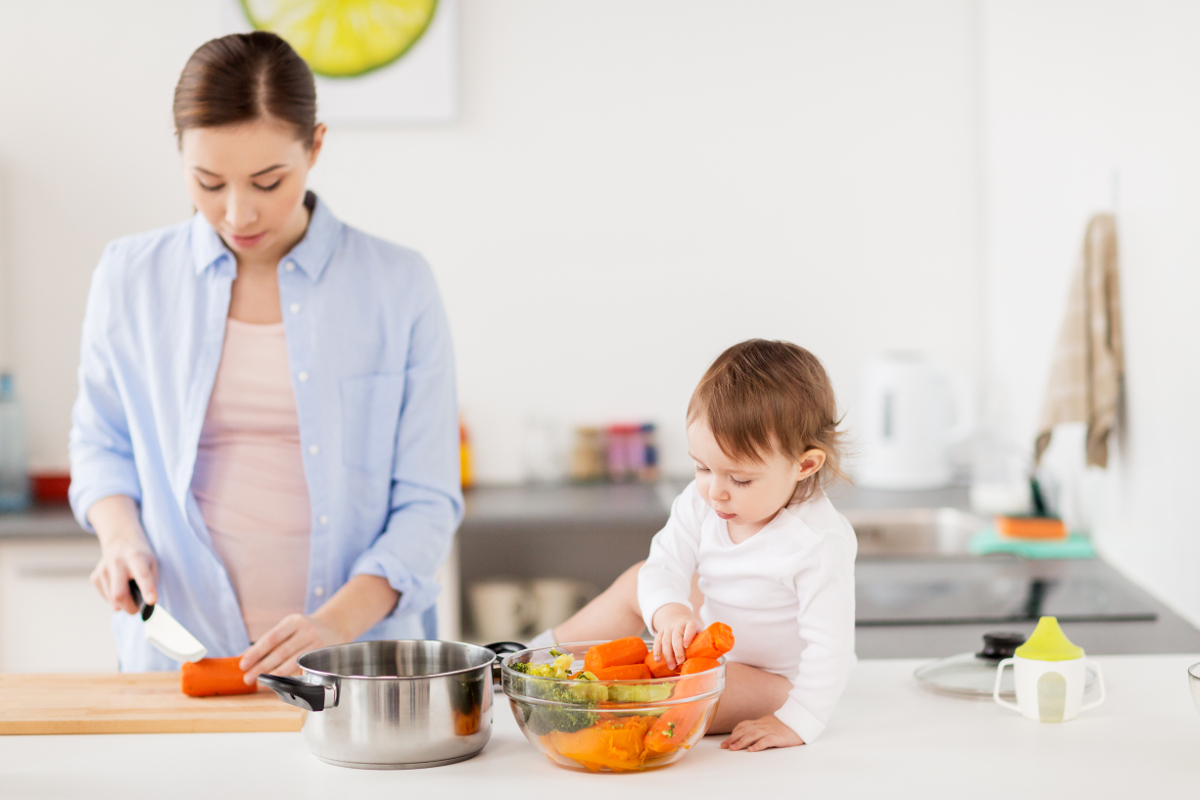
[0,538,119,672]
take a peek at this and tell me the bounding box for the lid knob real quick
[977,632,1026,661]
[1014,616,1085,661]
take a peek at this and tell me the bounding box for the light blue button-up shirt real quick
[69,194,463,671]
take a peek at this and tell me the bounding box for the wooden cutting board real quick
[0,672,305,735]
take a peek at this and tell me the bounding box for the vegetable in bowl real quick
[501,635,729,772]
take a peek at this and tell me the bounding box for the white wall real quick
[980,0,1200,625]
[0,0,985,480]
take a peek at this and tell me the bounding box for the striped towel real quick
[1034,213,1124,468]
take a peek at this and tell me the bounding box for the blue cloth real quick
[69,195,463,671]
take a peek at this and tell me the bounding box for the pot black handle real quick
[259,674,338,712]
[486,641,526,662]
[485,641,527,687]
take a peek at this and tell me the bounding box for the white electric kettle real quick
[856,353,973,490]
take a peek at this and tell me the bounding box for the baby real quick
[541,339,857,751]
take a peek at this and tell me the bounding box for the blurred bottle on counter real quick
[569,427,606,482]
[638,423,659,482]
[459,417,473,490]
[605,424,636,481]
[0,373,30,511]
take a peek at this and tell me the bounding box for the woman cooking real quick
[69,32,462,681]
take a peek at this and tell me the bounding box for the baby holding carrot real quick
[539,339,856,751]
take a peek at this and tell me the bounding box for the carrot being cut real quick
[592,664,653,681]
[584,637,649,674]
[684,622,735,660]
[180,657,257,697]
[645,651,680,678]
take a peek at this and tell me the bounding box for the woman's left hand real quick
[720,715,805,752]
[238,613,343,684]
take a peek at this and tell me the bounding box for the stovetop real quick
[855,555,1158,626]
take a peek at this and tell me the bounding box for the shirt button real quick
[319,515,329,525]
[290,303,300,314]
[285,261,295,272]
[308,444,320,455]
[314,587,325,597]
[298,371,309,382]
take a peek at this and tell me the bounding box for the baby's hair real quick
[688,339,847,505]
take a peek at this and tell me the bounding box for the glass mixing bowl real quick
[500,641,725,773]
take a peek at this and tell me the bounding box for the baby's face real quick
[687,419,820,536]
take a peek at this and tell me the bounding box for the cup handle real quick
[1080,659,1106,711]
[993,658,1020,711]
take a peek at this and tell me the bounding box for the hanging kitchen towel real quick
[1034,213,1124,468]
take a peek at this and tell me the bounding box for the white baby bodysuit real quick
[638,480,857,744]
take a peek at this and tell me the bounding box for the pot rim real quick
[297,639,498,681]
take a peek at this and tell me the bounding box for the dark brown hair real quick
[173,32,317,147]
[688,339,847,505]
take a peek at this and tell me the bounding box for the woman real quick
[69,32,461,681]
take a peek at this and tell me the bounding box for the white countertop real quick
[2,655,1199,799]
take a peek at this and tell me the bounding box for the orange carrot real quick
[645,651,680,678]
[593,663,653,681]
[584,637,649,673]
[679,657,721,675]
[684,622,735,660]
[644,699,714,754]
[644,657,723,752]
[547,715,655,772]
[180,657,256,697]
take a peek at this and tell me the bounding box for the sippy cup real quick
[993,616,1105,722]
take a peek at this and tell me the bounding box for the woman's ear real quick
[796,448,826,480]
[308,123,327,166]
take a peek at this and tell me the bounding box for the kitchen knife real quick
[128,579,208,663]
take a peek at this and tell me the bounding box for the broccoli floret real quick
[520,682,599,735]
[508,661,555,678]
[509,652,604,734]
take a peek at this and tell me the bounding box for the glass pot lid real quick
[914,632,1099,700]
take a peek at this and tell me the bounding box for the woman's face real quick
[180,118,325,261]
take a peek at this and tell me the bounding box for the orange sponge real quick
[996,516,1067,540]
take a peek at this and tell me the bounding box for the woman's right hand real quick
[87,495,159,614]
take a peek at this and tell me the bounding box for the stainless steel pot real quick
[260,640,523,770]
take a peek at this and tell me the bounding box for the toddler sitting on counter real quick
[533,339,857,751]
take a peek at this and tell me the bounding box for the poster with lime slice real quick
[241,0,438,79]
[226,0,457,123]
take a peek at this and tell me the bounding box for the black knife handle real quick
[128,579,154,621]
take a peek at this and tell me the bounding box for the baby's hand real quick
[651,603,702,670]
[721,715,805,752]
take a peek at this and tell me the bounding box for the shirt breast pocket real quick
[340,373,406,473]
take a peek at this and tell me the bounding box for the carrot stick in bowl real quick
[593,664,653,681]
[679,657,721,675]
[684,622,735,660]
[644,657,724,752]
[645,651,680,678]
[584,637,649,673]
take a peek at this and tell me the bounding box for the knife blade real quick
[128,579,208,663]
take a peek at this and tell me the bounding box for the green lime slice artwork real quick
[241,0,439,78]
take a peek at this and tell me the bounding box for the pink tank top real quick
[191,318,312,641]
